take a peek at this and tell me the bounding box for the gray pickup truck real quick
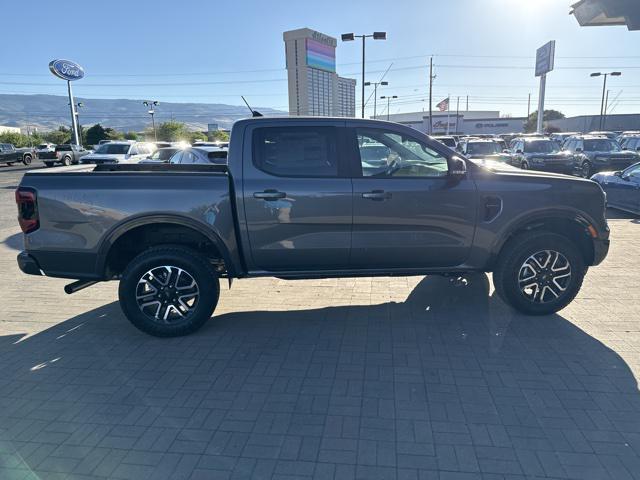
[16,117,610,337]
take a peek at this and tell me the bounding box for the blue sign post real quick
[49,59,85,147]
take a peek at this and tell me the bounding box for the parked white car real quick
[80,141,156,164]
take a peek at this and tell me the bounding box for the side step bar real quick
[64,280,99,294]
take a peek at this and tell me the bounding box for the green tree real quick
[523,110,565,133]
[124,131,139,140]
[156,121,188,141]
[42,127,71,145]
[208,130,230,142]
[85,124,108,146]
[0,132,31,147]
[188,131,208,143]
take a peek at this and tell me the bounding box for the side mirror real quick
[516,149,523,154]
[575,147,583,152]
[449,156,467,177]
[614,171,622,177]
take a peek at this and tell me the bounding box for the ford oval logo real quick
[48,59,85,81]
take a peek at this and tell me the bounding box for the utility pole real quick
[428,57,434,134]
[365,81,388,118]
[527,93,531,118]
[590,72,621,131]
[603,89,610,130]
[466,95,469,111]
[380,95,398,121]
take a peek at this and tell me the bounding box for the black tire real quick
[493,232,585,315]
[118,246,220,337]
[62,155,71,166]
[6,162,13,166]
[521,161,529,170]
[580,161,592,178]
[22,155,32,166]
[44,162,54,168]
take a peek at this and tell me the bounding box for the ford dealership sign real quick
[48,59,84,81]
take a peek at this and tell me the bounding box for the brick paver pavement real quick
[1,165,639,479]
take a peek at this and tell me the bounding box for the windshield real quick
[584,139,620,152]
[525,140,559,153]
[467,142,500,155]
[94,143,131,155]
[37,144,50,149]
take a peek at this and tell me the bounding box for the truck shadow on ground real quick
[0,274,639,479]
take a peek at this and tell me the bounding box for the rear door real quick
[347,123,478,269]
[242,121,353,271]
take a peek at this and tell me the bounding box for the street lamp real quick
[143,100,160,141]
[341,31,387,118]
[380,95,398,121]
[590,72,621,130]
[364,81,388,118]
[75,102,84,147]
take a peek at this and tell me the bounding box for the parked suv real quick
[81,141,156,164]
[509,137,573,174]
[563,135,638,178]
[457,138,512,163]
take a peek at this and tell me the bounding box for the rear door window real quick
[252,126,339,177]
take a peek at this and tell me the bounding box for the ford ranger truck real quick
[16,117,610,337]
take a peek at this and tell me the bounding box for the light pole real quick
[341,32,387,118]
[380,95,398,121]
[364,81,388,118]
[590,72,621,130]
[74,102,84,147]
[143,100,159,141]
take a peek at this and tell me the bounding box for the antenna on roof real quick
[241,96,263,117]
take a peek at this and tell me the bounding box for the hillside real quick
[0,94,285,132]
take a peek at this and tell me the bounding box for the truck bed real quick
[28,163,228,174]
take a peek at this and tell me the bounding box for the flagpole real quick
[446,94,450,135]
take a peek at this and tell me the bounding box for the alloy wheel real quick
[518,250,572,303]
[135,265,200,323]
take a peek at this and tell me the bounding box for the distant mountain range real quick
[0,94,286,132]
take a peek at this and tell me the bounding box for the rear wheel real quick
[521,161,529,170]
[62,155,71,166]
[493,232,585,315]
[581,161,592,178]
[118,246,220,337]
[22,155,32,166]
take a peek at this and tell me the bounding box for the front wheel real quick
[580,161,592,178]
[493,232,585,315]
[118,246,220,337]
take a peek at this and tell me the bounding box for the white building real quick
[283,28,357,117]
[373,110,525,135]
[0,125,20,134]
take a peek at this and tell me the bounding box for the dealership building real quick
[283,28,357,117]
[373,110,527,135]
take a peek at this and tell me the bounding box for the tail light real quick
[15,188,39,234]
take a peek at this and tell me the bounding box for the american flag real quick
[436,97,450,111]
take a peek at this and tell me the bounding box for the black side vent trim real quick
[484,196,503,222]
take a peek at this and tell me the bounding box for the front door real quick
[348,125,478,269]
[242,122,353,272]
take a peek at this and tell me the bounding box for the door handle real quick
[253,190,286,200]
[362,190,392,201]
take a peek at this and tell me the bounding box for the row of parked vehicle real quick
[0,140,230,168]
[434,131,640,215]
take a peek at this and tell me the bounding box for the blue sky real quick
[3,0,639,118]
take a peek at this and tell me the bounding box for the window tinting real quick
[253,127,338,177]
